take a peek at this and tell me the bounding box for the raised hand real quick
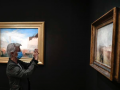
[33,49,39,60]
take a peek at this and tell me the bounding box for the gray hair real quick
[7,43,22,58]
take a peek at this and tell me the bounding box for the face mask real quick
[16,52,23,59]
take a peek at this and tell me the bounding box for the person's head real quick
[7,43,22,59]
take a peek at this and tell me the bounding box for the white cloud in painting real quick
[97,23,113,48]
[1,30,29,49]
[27,38,38,50]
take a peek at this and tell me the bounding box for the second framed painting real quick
[90,7,117,80]
[0,22,44,65]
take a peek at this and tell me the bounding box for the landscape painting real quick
[0,28,38,58]
[95,23,113,67]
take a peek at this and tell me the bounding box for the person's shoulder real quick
[7,63,19,72]
[7,60,18,69]
[7,59,15,66]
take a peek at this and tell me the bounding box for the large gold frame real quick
[0,22,44,65]
[90,7,117,81]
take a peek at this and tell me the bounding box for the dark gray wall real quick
[0,1,89,90]
[2,1,120,90]
[86,0,120,90]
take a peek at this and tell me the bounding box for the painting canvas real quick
[95,23,113,67]
[0,28,38,58]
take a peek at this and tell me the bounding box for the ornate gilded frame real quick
[0,22,44,65]
[90,7,117,81]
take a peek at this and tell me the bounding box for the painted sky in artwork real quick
[0,28,38,49]
[97,23,113,48]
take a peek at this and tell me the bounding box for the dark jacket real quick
[6,58,38,90]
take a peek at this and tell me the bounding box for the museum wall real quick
[86,0,120,90]
[0,1,89,90]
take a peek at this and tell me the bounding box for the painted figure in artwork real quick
[99,46,104,63]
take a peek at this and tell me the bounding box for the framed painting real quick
[90,7,117,80]
[0,22,44,65]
